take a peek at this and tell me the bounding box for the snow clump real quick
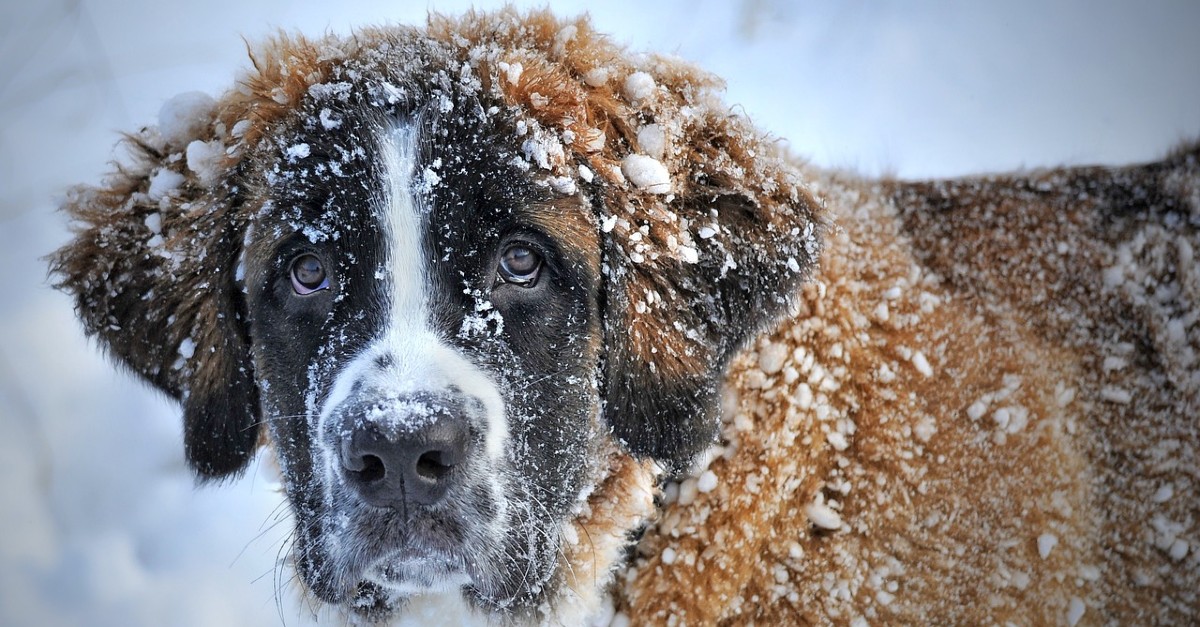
[621,154,671,194]
[806,499,842,530]
[637,124,667,159]
[286,143,311,162]
[1037,533,1058,558]
[185,140,225,187]
[157,91,216,148]
[623,71,656,103]
[146,169,185,201]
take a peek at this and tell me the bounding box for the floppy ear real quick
[599,181,821,471]
[50,99,260,481]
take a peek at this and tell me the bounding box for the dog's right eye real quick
[498,243,543,287]
[290,254,329,295]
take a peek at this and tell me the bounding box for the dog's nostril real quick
[355,454,386,482]
[416,450,454,480]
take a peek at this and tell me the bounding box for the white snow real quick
[636,124,666,158]
[1099,386,1133,404]
[317,108,340,130]
[185,139,225,187]
[143,212,162,234]
[622,71,656,103]
[911,351,933,377]
[157,91,215,148]
[583,67,610,87]
[1168,539,1190,561]
[660,546,677,565]
[677,477,699,506]
[230,119,252,138]
[1037,533,1058,559]
[913,417,936,442]
[806,500,843,530]
[757,342,789,374]
[621,154,671,194]
[146,169,185,201]
[1067,597,1086,626]
[286,142,311,161]
[501,61,523,85]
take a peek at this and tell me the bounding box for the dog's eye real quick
[498,244,542,287]
[290,254,329,294]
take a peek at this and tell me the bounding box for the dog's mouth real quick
[292,468,515,606]
[292,482,563,617]
[297,513,475,606]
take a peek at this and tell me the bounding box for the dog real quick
[51,8,1198,625]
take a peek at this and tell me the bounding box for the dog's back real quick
[620,145,1200,625]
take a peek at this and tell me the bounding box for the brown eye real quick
[290,253,329,294]
[498,244,542,286]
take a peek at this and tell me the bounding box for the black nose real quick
[339,400,472,508]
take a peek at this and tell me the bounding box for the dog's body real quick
[52,9,1197,626]
[622,160,1200,624]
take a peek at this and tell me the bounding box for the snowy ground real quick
[1,1,1197,625]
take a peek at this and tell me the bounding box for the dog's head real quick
[51,9,822,621]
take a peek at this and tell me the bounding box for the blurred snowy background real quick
[1,1,1198,625]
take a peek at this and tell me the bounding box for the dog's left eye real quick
[498,244,542,287]
[290,253,330,294]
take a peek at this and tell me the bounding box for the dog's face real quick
[244,89,606,609]
[51,11,823,622]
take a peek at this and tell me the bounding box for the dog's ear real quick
[594,112,824,472]
[50,95,260,480]
[600,153,825,468]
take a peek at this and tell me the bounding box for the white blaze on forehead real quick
[317,121,507,461]
[380,123,428,335]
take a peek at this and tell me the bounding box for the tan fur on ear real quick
[50,88,251,477]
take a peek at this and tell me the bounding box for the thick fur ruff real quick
[51,8,1198,625]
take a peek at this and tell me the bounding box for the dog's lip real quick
[298,508,476,602]
[364,546,472,592]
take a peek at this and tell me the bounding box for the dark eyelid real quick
[499,229,563,274]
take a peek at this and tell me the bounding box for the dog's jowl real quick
[52,8,1198,626]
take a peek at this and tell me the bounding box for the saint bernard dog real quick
[52,8,1198,626]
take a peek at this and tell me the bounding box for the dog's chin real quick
[366,550,473,596]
